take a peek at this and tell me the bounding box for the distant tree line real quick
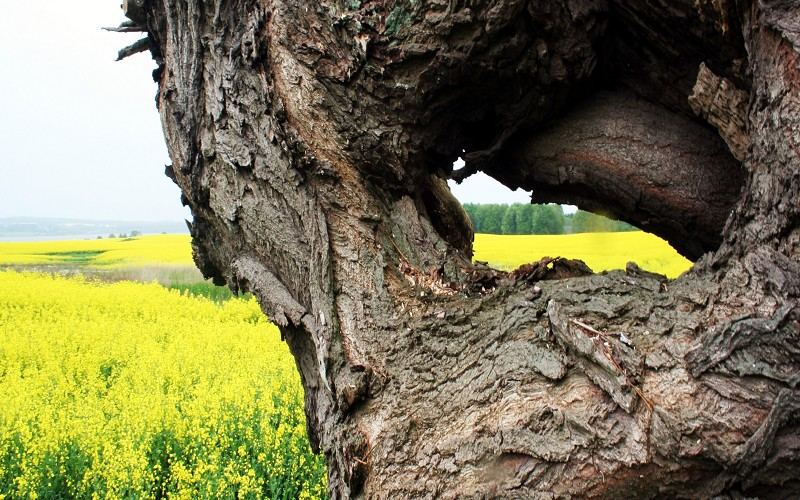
[462,204,637,235]
[99,230,142,240]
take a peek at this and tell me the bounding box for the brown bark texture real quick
[127,0,799,497]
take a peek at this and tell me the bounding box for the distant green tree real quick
[534,204,563,234]
[483,205,505,234]
[529,205,541,233]
[530,205,548,234]
[470,204,488,232]
[462,203,634,235]
[548,205,565,234]
[572,210,622,232]
[563,213,574,233]
[500,207,517,234]
[571,210,594,233]
[513,204,533,234]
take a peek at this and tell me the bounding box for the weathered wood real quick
[122,0,147,25]
[115,37,149,61]
[122,0,800,497]
[689,63,750,161]
[103,21,146,33]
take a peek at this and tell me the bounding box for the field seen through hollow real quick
[0,231,692,278]
[0,232,690,498]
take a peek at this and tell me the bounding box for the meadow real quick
[0,231,691,498]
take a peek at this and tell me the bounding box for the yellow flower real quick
[0,270,327,498]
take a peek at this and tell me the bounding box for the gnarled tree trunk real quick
[122,0,798,497]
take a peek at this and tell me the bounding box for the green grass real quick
[41,250,107,265]
[168,283,253,303]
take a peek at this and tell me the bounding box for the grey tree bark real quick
[122,0,798,497]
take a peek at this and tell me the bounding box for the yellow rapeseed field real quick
[473,232,692,278]
[0,271,326,499]
[0,229,689,498]
[0,231,690,277]
[0,235,194,267]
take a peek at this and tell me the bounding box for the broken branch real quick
[116,37,150,61]
[103,21,146,33]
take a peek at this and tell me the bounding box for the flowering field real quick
[0,234,193,267]
[473,231,691,278]
[0,229,690,498]
[0,231,691,278]
[0,271,326,499]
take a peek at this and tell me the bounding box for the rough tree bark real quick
[123,0,798,497]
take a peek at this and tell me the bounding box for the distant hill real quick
[0,217,189,241]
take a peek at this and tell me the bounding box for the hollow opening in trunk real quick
[442,88,747,261]
[448,166,692,278]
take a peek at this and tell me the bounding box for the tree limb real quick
[103,21,146,33]
[116,37,150,62]
[483,91,744,260]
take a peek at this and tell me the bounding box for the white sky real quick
[447,174,532,204]
[448,159,577,213]
[0,3,572,222]
[0,1,183,222]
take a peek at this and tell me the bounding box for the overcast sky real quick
[0,2,562,222]
[0,1,183,221]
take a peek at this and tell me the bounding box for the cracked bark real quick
[125,0,799,497]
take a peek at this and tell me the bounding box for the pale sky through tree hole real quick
[0,2,574,222]
[448,159,578,214]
